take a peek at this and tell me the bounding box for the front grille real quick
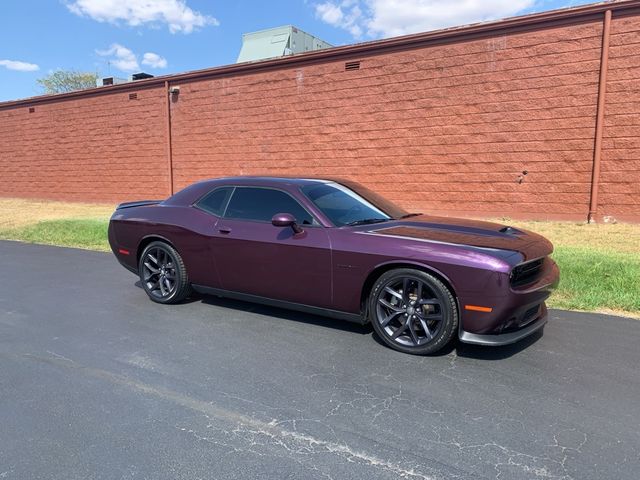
[510,258,544,287]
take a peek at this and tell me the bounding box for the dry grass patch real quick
[0,197,113,229]
[502,219,640,255]
[0,197,114,251]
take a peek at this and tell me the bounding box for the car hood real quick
[363,215,553,262]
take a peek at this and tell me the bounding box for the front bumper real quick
[457,257,559,345]
[459,304,548,346]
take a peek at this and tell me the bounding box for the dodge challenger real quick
[108,176,559,355]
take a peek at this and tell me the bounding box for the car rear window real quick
[224,187,314,225]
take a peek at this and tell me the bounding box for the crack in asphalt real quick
[18,351,441,480]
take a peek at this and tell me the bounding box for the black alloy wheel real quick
[369,268,458,355]
[139,241,191,304]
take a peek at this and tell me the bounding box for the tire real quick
[139,241,192,304]
[368,268,458,355]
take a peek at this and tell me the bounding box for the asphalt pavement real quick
[1,240,639,479]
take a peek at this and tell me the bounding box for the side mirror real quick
[272,213,303,234]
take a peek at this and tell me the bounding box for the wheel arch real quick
[359,261,459,320]
[137,234,178,264]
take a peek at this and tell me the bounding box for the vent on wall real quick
[345,61,361,71]
[128,93,138,100]
[28,107,35,113]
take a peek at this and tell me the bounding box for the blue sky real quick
[0,0,595,102]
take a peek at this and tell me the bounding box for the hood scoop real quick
[499,226,524,235]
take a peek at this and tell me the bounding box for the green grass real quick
[0,219,110,252]
[549,246,640,314]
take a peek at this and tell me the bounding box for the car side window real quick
[195,187,233,216]
[224,187,315,225]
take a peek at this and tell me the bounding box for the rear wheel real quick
[368,268,458,355]
[139,241,191,304]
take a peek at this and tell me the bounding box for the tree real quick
[37,70,98,94]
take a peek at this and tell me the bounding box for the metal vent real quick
[128,93,138,100]
[345,61,360,71]
[28,107,35,113]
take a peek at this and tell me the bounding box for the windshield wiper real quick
[399,213,422,219]
[346,218,389,226]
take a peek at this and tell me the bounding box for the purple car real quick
[108,176,559,355]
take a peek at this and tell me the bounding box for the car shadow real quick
[370,331,457,357]
[133,281,203,305]
[199,294,372,335]
[364,325,543,359]
[135,281,544,358]
[454,329,544,360]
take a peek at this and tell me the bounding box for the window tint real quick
[196,187,233,216]
[225,187,314,225]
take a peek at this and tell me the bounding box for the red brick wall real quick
[0,13,639,222]
[0,87,168,202]
[171,21,605,220]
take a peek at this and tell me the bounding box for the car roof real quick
[163,176,341,206]
[208,176,334,186]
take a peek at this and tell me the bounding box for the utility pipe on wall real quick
[588,9,612,223]
[164,80,174,196]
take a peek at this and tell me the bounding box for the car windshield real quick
[301,182,410,227]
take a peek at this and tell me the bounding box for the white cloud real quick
[97,45,169,73]
[315,1,363,38]
[315,0,536,39]
[96,43,140,72]
[142,52,167,69]
[316,2,344,25]
[66,0,219,34]
[0,59,40,72]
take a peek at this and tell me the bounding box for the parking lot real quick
[1,240,639,479]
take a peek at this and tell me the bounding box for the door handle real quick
[218,227,232,234]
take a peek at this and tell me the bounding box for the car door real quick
[212,186,332,309]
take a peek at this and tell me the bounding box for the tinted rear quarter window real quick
[196,187,233,216]
[225,187,314,225]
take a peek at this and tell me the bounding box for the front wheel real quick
[368,268,458,355]
[139,241,192,304]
